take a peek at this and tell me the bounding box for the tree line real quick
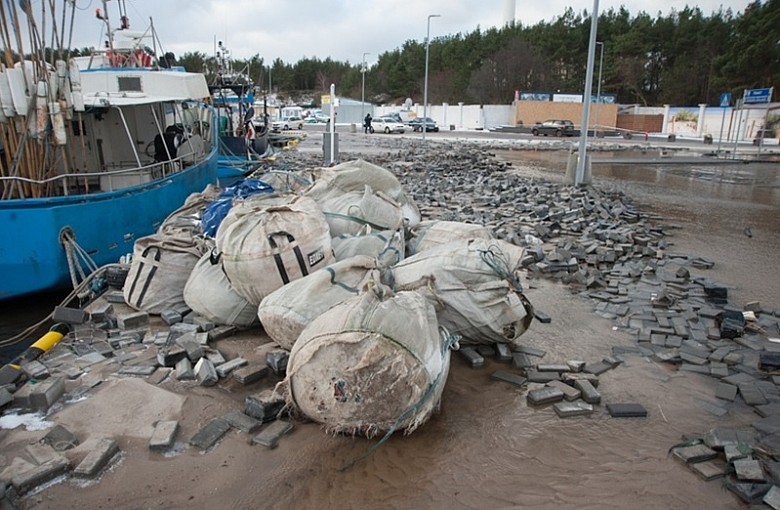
[179,0,778,107]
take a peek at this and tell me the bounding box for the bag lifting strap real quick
[267,231,308,284]
[127,245,162,307]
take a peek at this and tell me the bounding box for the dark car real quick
[531,119,576,137]
[408,117,439,132]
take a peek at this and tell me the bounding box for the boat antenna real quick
[98,0,114,54]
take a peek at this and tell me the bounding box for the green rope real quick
[325,267,360,293]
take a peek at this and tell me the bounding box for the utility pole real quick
[423,14,441,143]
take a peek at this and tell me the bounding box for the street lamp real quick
[361,52,370,132]
[592,41,605,135]
[423,14,441,142]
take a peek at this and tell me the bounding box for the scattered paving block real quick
[690,459,726,481]
[42,424,79,451]
[105,291,126,303]
[216,357,248,378]
[495,343,512,363]
[25,443,62,465]
[696,398,729,417]
[0,387,12,409]
[89,302,114,322]
[175,358,194,380]
[77,352,107,368]
[704,428,757,450]
[252,420,293,449]
[73,438,119,479]
[52,306,88,324]
[752,415,780,435]
[29,377,65,412]
[716,382,739,401]
[92,341,114,358]
[735,459,766,482]
[157,344,187,367]
[147,367,171,385]
[764,485,780,509]
[194,358,218,386]
[756,404,780,418]
[553,400,593,418]
[562,372,600,388]
[118,365,157,377]
[526,386,564,406]
[491,370,527,387]
[515,345,546,358]
[189,418,230,451]
[233,365,268,385]
[567,360,585,373]
[205,349,226,366]
[161,309,183,326]
[117,311,149,330]
[584,362,612,375]
[710,362,729,378]
[537,364,570,373]
[169,322,199,340]
[193,316,215,332]
[178,338,205,363]
[728,482,772,504]
[512,353,533,370]
[526,370,559,383]
[20,360,49,380]
[10,457,70,495]
[547,380,581,401]
[223,410,263,434]
[725,444,752,463]
[245,391,285,423]
[673,443,718,464]
[208,325,238,342]
[149,420,179,451]
[534,310,552,324]
[457,347,484,369]
[574,379,601,404]
[606,403,647,417]
[740,383,769,406]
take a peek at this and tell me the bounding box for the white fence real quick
[375,103,514,130]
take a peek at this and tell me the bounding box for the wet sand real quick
[4,134,776,509]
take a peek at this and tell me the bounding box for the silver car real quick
[370,118,405,134]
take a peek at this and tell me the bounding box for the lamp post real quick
[423,14,441,142]
[361,52,370,132]
[592,41,604,135]
[574,0,599,186]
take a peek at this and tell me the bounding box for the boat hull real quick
[0,149,219,300]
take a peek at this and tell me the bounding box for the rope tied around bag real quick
[60,228,99,291]
[478,242,535,331]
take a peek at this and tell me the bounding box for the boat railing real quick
[0,157,187,197]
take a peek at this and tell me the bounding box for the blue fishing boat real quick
[0,1,219,299]
[210,41,270,184]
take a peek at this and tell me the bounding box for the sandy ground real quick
[2,131,777,510]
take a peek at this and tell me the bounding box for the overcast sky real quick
[63,0,751,65]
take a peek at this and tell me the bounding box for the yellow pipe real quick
[0,323,70,386]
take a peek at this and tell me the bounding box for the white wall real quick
[375,102,514,130]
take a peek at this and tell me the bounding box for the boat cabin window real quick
[117,76,142,92]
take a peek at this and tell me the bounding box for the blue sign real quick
[744,88,772,104]
[719,92,732,108]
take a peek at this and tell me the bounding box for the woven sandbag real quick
[216,194,334,305]
[305,159,420,228]
[407,220,493,256]
[389,238,534,346]
[184,250,258,328]
[286,285,452,436]
[123,231,210,314]
[316,185,404,237]
[257,255,381,350]
[331,229,404,264]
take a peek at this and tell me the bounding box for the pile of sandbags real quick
[406,220,493,256]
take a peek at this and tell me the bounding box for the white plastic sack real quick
[257,255,381,350]
[216,194,334,305]
[286,285,451,436]
[184,250,258,328]
[123,232,210,314]
[316,185,404,237]
[407,220,493,256]
[305,159,420,228]
[390,238,534,346]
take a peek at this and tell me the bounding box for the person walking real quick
[364,113,372,134]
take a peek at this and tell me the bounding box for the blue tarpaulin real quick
[202,179,274,237]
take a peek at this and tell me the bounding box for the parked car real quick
[408,117,439,132]
[272,116,304,130]
[370,118,405,134]
[531,119,576,137]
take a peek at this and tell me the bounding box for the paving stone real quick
[216,357,248,378]
[753,416,780,436]
[512,353,534,370]
[727,482,772,504]
[764,485,780,509]
[690,459,726,481]
[655,348,680,362]
[537,364,570,373]
[77,352,107,367]
[672,443,718,464]
[194,358,218,386]
[205,349,227,366]
[52,306,88,324]
[681,363,712,375]
[118,365,157,377]
[223,410,263,434]
[233,365,268,385]
[495,343,513,363]
[189,418,230,451]
[584,362,612,375]
[10,457,70,495]
[0,387,13,409]
[574,379,601,404]
[73,438,119,479]
[710,362,729,378]
[491,370,527,388]
[458,347,484,369]
[724,352,745,365]
[149,420,179,450]
[176,337,204,363]
[117,311,149,330]
[208,325,238,341]
[24,443,62,465]
[695,398,729,417]
[245,390,285,423]
[606,403,647,417]
[157,344,187,367]
[723,372,757,386]
[725,444,752,463]
[160,309,183,326]
[756,404,780,418]
[526,370,560,383]
[553,400,593,418]
[147,367,171,385]
[41,424,79,451]
[526,386,564,406]
[716,382,739,401]
[547,380,581,401]
[105,291,126,303]
[735,459,766,482]
[741,383,769,406]
[193,316,215,332]
[20,360,50,380]
[29,377,65,412]
[566,360,586,372]
[761,353,780,372]
[704,428,757,450]
[253,420,293,449]
[514,345,546,358]
[169,322,199,340]
[534,310,552,324]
